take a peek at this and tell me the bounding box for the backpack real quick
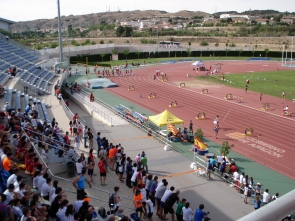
[98,207,107,218]
[130,213,140,221]
[108,193,115,208]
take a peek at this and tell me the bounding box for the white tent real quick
[191,61,204,67]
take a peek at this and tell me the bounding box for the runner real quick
[260,93,262,104]
[214,125,219,139]
[245,85,248,94]
[282,91,286,101]
[154,75,156,81]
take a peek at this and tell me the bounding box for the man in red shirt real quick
[231,163,237,173]
[98,157,107,186]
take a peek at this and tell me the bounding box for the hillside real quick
[11,10,210,32]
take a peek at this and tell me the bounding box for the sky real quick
[0,0,294,22]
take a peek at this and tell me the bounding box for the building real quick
[0,17,15,31]
[220,14,249,20]
[281,17,295,24]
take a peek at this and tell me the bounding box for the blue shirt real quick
[209,158,216,165]
[77,175,85,189]
[194,209,205,221]
[96,136,101,145]
[25,105,30,113]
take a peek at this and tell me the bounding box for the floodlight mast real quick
[57,0,63,62]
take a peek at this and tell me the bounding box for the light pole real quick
[65,18,71,83]
[57,0,63,62]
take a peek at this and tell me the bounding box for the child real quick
[75,133,81,150]
[145,194,154,221]
[243,183,249,204]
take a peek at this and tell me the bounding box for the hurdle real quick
[179,83,185,88]
[202,89,208,94]
[224,93,233,100]
[148,92,156,99]
[128,86,135,91]
[169,101,178,108]
[195,112,206,120]
[243,127,254,136]
[260,103,270,111]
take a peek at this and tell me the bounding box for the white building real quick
[220,14,249,20]
[0,17,15,31]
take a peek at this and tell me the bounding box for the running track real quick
[106,61,295,179]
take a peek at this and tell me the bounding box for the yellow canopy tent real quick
[148,110,184,127]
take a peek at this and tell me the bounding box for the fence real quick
[20,126,135,212]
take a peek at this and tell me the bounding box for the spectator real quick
[254,196,262,210]
[145,194,154,221]
[255,183,262,196]
[41,177,51,201]
[50,187,63,204]
[194,204,209,221]
[73,212,81,221]
[272,193,279,200]
[0,194,9,220]
[75,132,81,150]
[37,173,48,194]
[164,190,180,221]
[96,132,101,150]
[56,200,69,221]
[49,195,63,218]
[233,171,240,191]
[87,128,94,149]
[262,189,270,204]
[83,126,88,148]
[133,189,143,219]
[87,156,94,183]
[7,168,21,187]
[12,198,23,220]
[141,154,148,173]
[155,181,168,218]
[125,159,133,188]
[176,198,186,221]
[159,186,174,219]
[3,184,15,205]
[3,152,17,173]
[73,194,84,212]
[149,176,158,205]
[145,174,153,199]
[72,169,92,198]
[76,159,83,175]
[111,186,121,212]
[98,157,107,186]
[182,202,193,221]
[20,207,31,221]
[243,183,249,204]
[49,180,59,200]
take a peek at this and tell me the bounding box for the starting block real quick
[179,83,185,88]
[148,92,156,99]
[282,111,292,117]
[169,101,178,108]
[128,86,135,91]
[196,112,206,120]
[224,93,233,100]
[243,127,254,136]
[260,103,270,111]
[202,89,208,94]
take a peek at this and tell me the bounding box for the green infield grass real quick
[197,70,295,100]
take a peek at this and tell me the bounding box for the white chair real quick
[198,169,206,177]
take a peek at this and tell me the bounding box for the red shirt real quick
[98,160,106,173]
[231,165,237,173]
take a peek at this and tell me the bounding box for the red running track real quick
[106,61,295,179]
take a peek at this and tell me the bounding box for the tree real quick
[226,18,233,23]
[135,50,142,59]
[195,128,204,141]
[122,49,130,60]
[252,49,256,56]
[225,49,230,57]
[220,141,234,157]
[116,26,124,37]
[264,48,269,57]
[186,48,191,57]
[111,49,118,55]
[100,53,105,62]
[200,41,208,46]
[188,41,191,47]
[238,49,243,56]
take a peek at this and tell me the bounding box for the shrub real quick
[140,38,148,44]
[100,40,104,44]
[200,41,209,46]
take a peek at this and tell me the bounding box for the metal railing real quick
[20,126,135,207]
